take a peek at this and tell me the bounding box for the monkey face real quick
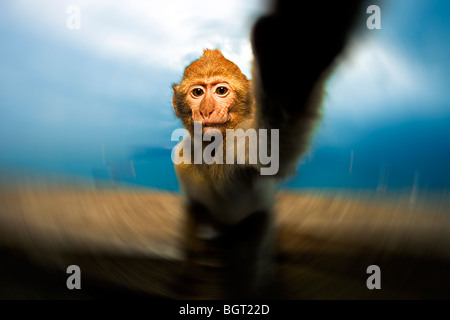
[172,50,254,136]
[186,80,236,134]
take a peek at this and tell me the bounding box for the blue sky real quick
[0,0,449,191]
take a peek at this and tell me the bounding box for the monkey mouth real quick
[202,120,230,130]
[203,122,228,128]
[201,123,229,135]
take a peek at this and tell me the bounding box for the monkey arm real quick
[251,1,365,177]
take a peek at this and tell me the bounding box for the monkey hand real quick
[252,0,365,112]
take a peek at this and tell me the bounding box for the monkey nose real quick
[199,102,215,119]
[200,109,214,119]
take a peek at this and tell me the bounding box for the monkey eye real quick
[192,88,204,97]
[216,86,228,96]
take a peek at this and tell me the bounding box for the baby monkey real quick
[171,0,364,298]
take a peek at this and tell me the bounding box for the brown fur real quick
[170,0,365,299]
[172,49,254,136]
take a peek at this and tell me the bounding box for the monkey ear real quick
[172,84,180,117]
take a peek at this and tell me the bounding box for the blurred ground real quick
[0,184,449,299]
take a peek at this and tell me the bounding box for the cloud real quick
[8,0,266,78]
[324,38,449,121]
